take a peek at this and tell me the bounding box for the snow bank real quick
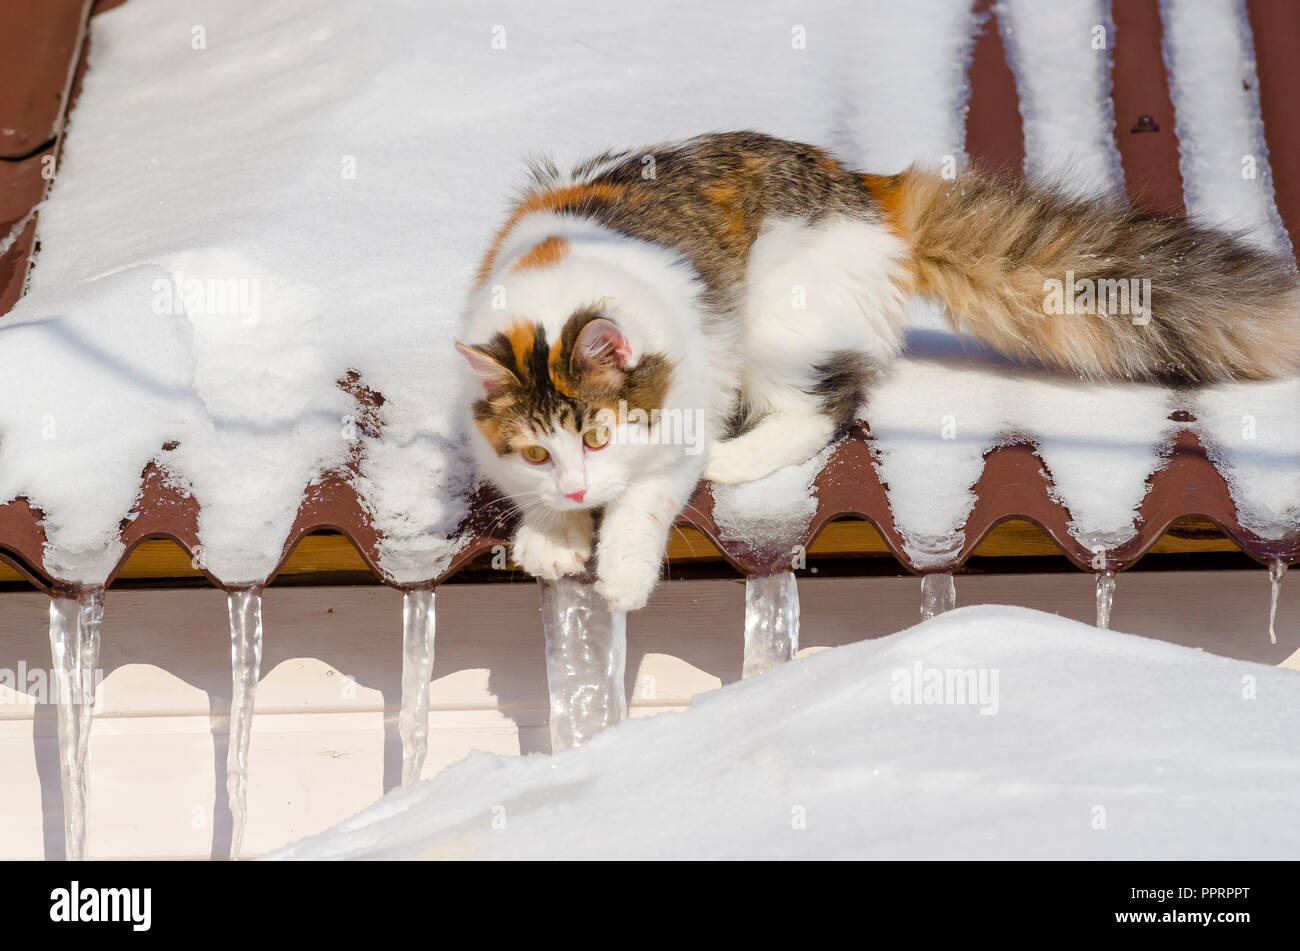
[274,605,1300,859]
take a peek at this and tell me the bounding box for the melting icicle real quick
[74,590,103,774]
[539,576,626,752]
[1095,571,1116,630]
[1268,559,1287,646]
[398,585,437,786]
[48,586,104,861]
[919,572,956,621]
[1091,551,1116,630]
[226,586,263,860]
[743,571,800,679]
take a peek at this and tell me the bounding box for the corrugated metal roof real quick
[0,0,1296,591]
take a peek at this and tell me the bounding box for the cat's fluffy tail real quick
[866,166,1300,383]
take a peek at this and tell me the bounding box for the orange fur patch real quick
[702,180,751,248]
[501,320,536,374]
[509,235,570,273]
[547,336,572,396]
[860,172,909,238]
[473,413,506,454]
[861,172,917,293]
[812,148,841,172]
[475,183,628,286]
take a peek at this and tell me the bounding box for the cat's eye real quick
[583,426,610,450]
[520,445,550,464]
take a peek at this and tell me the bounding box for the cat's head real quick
[457,308,672,511]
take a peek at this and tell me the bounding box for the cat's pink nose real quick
[565,489,586,503]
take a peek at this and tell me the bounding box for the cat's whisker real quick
[668,523,700,558]
[676,499,713,526]
[480,498,543,538]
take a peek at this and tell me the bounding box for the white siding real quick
[0,571,1294,858]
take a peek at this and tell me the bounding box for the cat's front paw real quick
[512,512,592,580]
[595,543,662,613]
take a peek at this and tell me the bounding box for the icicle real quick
[48,586,104,861]
[398,585,437,786]
[1268,558,1287,646]
[743,571,800,679]
[539,576,626,752]
[1095,571,1116,630]
[919,571,956,621]
[74,589,103,773]
[1091,550,1115,630]
[226,585,263,860]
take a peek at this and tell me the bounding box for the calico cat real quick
[457,131,1300,611]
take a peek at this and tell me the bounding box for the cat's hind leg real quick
[704,349,877,484]
[703,402,835,484]
[708,215,905,484]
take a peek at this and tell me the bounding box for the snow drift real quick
[275,605,1300,860]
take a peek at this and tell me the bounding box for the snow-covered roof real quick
[0,0,1297,590]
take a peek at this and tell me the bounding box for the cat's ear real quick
[456,341,518,395]
[570,317,633,389]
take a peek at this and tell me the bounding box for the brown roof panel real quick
[1111,0,1185,215]
[1247,0,1300,252]
[0,0,89,159]
[964,0,1025,175]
